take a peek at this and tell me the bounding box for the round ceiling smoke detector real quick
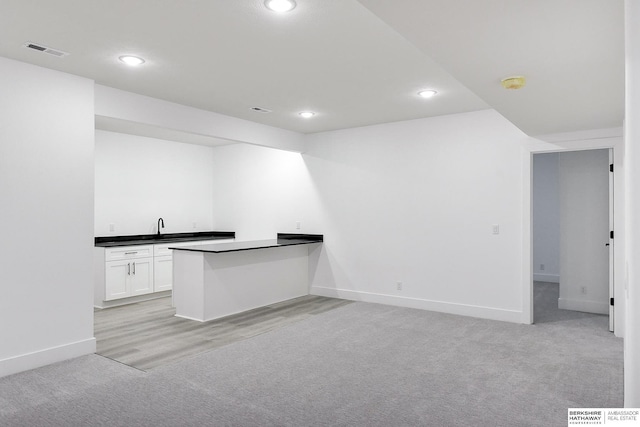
[501,76,526,90]
[265,0,296,12]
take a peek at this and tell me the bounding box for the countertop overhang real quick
[170,233,323,254]
[95,231,236,247]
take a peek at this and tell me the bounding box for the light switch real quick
[492,224,500,235]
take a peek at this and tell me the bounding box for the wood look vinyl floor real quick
[94,295,352,371]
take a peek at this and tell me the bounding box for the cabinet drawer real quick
[105,245,153,261]
[154,244,173,257]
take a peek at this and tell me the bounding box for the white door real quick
[558,149,611,326]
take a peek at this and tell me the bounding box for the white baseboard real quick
[533,273,560,283]
[0,338,96,379]
[311,286,523,323]
[94,291,171,309]
[558,297,609,315]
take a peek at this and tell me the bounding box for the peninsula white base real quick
[173,245,311,322]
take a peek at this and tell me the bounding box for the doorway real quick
[532,149,613,330]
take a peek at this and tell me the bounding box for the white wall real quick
[532,153,560,283]
[0,57,95,377]
[558,149,610,315]
[624,0,640,407]
[211,143,322,240]
[108,105,625,330]
[302,110,528,322]
[95,130,215,236]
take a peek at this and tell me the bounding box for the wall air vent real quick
[250,107,272,114]
[23,42,69,57]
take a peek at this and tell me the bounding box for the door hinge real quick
[610,297,614,306]
[610,230,614,239]
[610,163,614,172]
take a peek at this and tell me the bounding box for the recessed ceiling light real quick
[264,0,296,12]
[299,111,315,118]
[119,55,145,66]
[418,90,437,99]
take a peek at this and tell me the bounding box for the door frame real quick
[609,149,615,331]
[521,129,624,337]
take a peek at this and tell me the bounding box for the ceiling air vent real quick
[250,107,272,114]
[23,42,69,58]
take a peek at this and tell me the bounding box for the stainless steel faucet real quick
[157,217,164,235]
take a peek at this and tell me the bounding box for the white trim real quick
[0,338,96,379]
[533,274,560,283]
[534,127,623,143]
[524,130,625,338]
[522,147,533,324]
[94,291,171,309]
[311,286,523,323]
[174,314,206,323]
[558,298,609,315]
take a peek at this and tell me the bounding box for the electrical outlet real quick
[396,281,402,291]
[540,264,545,271]
[580,286,587,295]
[192,222,197,229]
[109,223,115,232]
[296,221,301,230]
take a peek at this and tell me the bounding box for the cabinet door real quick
[130,257,154,296]
[154,255,173,292]
[105,260,130,301]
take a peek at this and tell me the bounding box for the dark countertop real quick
[171,233,323,254]
[95,231,235,247]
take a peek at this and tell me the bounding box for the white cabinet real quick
[104,261,129,300]
[103,245,154,301]
[130,257,153,295]
[95,238,234,307]
[152,239,233,292]
[153,255,173,292]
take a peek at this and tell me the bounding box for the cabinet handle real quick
[127,263,131,275]
[132,262,136,275]
[125,252,138,255]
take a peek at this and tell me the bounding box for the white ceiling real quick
[359,0,625,137]
[0,0,624,137]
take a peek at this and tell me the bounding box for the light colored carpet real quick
[0,285,622,426]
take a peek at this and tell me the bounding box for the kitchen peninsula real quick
[171,233,323,322]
